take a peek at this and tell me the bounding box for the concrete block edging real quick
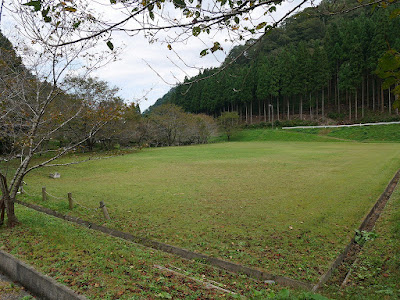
[0,249,87,300]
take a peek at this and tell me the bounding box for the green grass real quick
[0,206,325,299]
[211,128,342,143]
[291,124,400,142]
[17,140,400,284]
[0,206,275,299]
[324,186,400,299]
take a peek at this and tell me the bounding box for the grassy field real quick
[210,128,342,143]
[16,135,400,284]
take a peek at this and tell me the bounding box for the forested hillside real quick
[150,0,400,124]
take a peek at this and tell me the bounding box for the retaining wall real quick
[0,250,87,300]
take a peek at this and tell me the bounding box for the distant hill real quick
[148,0,400,124]
[0,31,23,71]
[143,87,176,114]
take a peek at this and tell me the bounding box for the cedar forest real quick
[150,0,400,124]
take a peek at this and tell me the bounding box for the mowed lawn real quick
[21,140,400,282]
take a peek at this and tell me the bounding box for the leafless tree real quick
[0,3,118,227]
[145,104,216,146]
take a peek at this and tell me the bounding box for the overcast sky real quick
[1,0,314,112]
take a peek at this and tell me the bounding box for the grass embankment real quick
[291,124,400,142]
[324,185,400,299]
[210,128,340,143]
[0,206,321,299]
[16,139,400,284]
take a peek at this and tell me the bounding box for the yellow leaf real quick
[64,6,77,12]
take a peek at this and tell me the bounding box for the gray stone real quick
[49,173,60,179]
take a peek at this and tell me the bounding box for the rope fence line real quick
[44,190,64,201]
[19,189,35,198]
[18,186,105,216]
[72,198,99,212]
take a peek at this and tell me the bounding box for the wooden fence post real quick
[42,187,46,201]
[68,193,73,209]
[99,201,110,220]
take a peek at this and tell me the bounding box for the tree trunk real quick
[292,96,294,116]
[0,197,4,226]
[322,88,325,117]
[389,87,391,115]
[362,76,365,118]
[287,97,290,120]
[372,79,375,111]
[277,97,280,121]
[300,96,303,120]
[348,90,351,121]
[337,68,340,113]
[335,65,338,110]
[268,97,271,122]
[263,100,267,122]
[397,84,399,115]
[250,101,253,124]
[0,174,19,227]
[355,90,358,120]
[328,79,331,105]
[381,82,384,113]
[366,75,369,110]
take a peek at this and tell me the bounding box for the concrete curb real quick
[0,250,88,300]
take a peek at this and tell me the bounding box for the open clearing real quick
[19,138,400,284]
